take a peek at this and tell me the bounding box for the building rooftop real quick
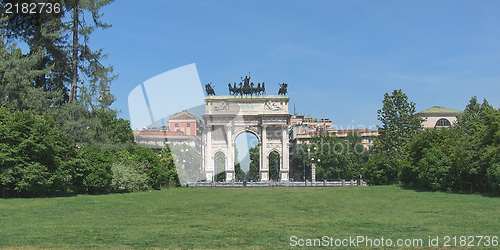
[417,106,462,115]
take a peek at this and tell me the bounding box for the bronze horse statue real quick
[228,76,266,95]
[278,83,287,95]
[205,83,216,96]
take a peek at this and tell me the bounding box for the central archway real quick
[202,95,291,182]
[234,132,259,181]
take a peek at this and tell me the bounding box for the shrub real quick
[0,108,76,197]
[73,145,113,194]
[111,161,149,192]
[364,154,394,185]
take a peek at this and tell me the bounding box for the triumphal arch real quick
[202,77,291,182]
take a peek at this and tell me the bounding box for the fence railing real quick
[188,179,368,188]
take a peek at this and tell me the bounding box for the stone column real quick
[260,125,268,181]
[205,126,213,182]
[281,124,289,181]
[225,123,234,181]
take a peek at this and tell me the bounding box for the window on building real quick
[175,123,178,127]
[187,123,190,127]
[435,118,451,127]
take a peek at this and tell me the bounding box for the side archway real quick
[213,150,226,182]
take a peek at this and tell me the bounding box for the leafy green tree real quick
[73,145,113,194]
[366,89,422,184]
[363,154,392,185]
[0,107,77,197]
[400,97,500,193]
[63,0,116,106]
[269,151,279,180]
[234,162,246,181]
[247,145,260,180]
[126,146,178,188]
[292,131,368,181]
[401,128,461,190]
[111,161,149,193]
[290,143,310,180]
[169,143,202,183]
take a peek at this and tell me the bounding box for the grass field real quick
[0,186,499,249]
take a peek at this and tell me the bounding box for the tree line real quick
[0,0,180,197]
[288,89,500,194]
[365,90,500,193]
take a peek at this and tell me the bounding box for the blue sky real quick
[91,0,500,131]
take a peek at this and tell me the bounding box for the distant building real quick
[335,129,379,150]
[133,110,203,149]
[417,106,462,128]
[289,114,378,150]
[290,114,333,145]
[167,110,203,137]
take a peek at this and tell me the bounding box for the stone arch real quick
[267,148,282,181]
[232,126,261,144]
[203,95,291,182]
[212,150,226,182]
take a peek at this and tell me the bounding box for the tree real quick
[1,0,70,103]
[169,143,202,183]
[365,89,422,184]
[399,97,500,193]
[269,151,279,180]
[303,131,368,180]
[1,1,122,150]
[65,0,116,107]
[247,145,260,180]
[234,162,246,181]
[0,107,77,197]
[214,151,225,181]
[73,145,113,194]
[401,128,461,190]
[0,33,56,112]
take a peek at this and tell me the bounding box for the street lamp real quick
[304,147,311,181]
[180,148,189,185]
[311,152,320,183]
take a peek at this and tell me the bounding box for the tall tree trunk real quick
[69,6,79,104]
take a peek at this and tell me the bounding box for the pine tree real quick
[65,0,116,110]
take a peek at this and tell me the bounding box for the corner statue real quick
[228,75,265,95]
[278,83,287,95]
[205,82,216,96]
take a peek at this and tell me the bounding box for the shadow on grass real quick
[398,184,500,198]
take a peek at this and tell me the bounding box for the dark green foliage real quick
[364,154,393,185]
[247,145,259,180]
[234,162,246,181]
[400,97,500,193]
[268,151,279,180]
[290,131,368,181]
[401,128,460,190]
[0,107,76,197]
[73,145,112,194]
[126,146,179,188]
[365,89,422,184]
[0,1,179,197]
[48,104,135,150]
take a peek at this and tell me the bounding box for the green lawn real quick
[0,186,499,249]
